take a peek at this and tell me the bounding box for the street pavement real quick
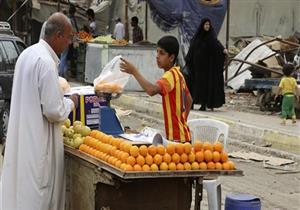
[113,91,300,159]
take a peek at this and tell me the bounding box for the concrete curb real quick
[113,94,300,154]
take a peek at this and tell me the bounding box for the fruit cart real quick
[64,145,243,210]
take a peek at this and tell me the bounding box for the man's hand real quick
[69,94,79,109]
[120,58,138,75]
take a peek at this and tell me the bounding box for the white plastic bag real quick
[93,55,130,93]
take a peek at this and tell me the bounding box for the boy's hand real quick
[120,58,137,75]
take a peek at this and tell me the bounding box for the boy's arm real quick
[120,58,161,96]
[275,87,282,99]
[185,93,193,120]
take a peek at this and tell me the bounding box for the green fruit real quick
[65,128,74,138]
[73,121,83,127]
[73,137,84,149]
[64,119,71,128]
[73,133,82,139]
[73,124,83,134]
[81,126,91,137]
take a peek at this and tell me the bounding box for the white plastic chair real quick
[188,118,229,210]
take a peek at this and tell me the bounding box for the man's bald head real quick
[43,12,73,55]
[44,12,71,40]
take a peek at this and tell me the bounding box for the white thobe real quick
[113,22,125,40]
[0,39,74,210]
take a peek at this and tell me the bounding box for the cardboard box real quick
[65,86,100,129]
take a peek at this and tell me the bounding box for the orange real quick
[176,163,184,170]
[222,162,230,170]
[188,152,196,163]
[150,163,159,171]
[142,164,150,171]
[115,160,122,168]
[123,142,132,153]
[184,142,192,154]
[180,153,188,163]
[212,151,221,163]
[215,162,223,170]
[129,145,139,157]
[120,152,129,163]
[213,141,223,153]
[227,161,235,170]
[120,163,127,171]
[163,153,172,164]
[207,161,216,170]
[136,155,145,166]
[204,150,213,162]
[156,144,166,155]
[160,162,169,171]
[203,141,213,151]
[126,156,136,166]
[153,154,163,165]
[166,143,175,155]
[168,162,177,170]
[89,130,98,138]
[193,140,202,152]
[199,162,207,170]
[171,153,180,164]
[139,145,148,157]
[175,143,184,155]
[109,146,117,157]
[148,145,157,156]
[145,155,153,165]
[220,152,228,163]
[106,135,114,145]
[184,162,192,170]
[191,162,199,170]
[195,151,204,163]
[79,144,86,152]
[133,164,142,171]
[124,164,133,171]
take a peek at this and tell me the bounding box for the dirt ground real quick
[119,113,300,210]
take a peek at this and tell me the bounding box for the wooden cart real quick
[65,146,243,210]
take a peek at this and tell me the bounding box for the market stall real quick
[64,144,243,210]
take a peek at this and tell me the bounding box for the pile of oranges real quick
[79,130,235,172]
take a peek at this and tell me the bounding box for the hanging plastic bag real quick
[94,55,130,93]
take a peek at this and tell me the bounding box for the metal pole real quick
[57,0,60,12]
[145,0,148,41]
[225,0,230,85]
[125,0,129,41]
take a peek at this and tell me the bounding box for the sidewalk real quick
[113,91,300,156]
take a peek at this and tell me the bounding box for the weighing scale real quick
[96,92,124,135]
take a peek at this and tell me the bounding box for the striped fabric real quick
[156,66,191,142]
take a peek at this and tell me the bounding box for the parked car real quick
[0,22,26,143]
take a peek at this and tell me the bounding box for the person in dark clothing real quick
[131,16,143,43]
[185,18,228,111]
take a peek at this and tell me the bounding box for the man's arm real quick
[120,58,161,96]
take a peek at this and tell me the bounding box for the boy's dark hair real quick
[86,8,95,19]
[157,36,179,62]
[131,16,139,24]
[282,63,295,76]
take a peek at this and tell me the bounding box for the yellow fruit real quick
[166,144,175,155]
[184,162,192,170]
[195,151,204,163]
[139,145,148,157]
[150,164,159,171]
[220,152,228,163]
[153,154,163,165]
[142,164,150,171]
[129,145,139,157]
[124,164,133,171]
[184,142,192,154]
[145,155,153,165]
[180,153,188,164]
[136,155,145,166]
[157,144,166,156]
[160,162,169,171]
[133,164,142,171]
[148,145,157,156]
[207,161,216,170]
[191,162,199,170]
[126,156,136,166]
[188,152,196,163]
[199,162,207,170]
[171,153,180,164]
[175,143,184,155]
[204,150,213,162]
[203,141,213,151]
[213,141,223,153]
[163,153,172,164]
[168,162,177,170]
[227,161,235,170]
[120,153,129,163]
[193,140,202,152]
[222,162,230,170]
[215,162,223,170]
[212,151,221,163]
[176,163,184,170]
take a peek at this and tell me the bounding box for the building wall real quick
[111,0,300,45]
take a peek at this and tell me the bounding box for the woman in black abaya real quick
[185,18,228,111]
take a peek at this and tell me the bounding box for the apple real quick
[73,121,83,127]
[81,126,91,137]
[73,137,84,148]
[64,119,71,128]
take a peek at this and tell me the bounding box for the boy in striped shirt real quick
[120,36,193,142]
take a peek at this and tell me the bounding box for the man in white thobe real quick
[0,13,78,210]
[113,18,125,40]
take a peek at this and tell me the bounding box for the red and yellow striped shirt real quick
[156,66,191,142]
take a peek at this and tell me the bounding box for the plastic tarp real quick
[145,0,227,51]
